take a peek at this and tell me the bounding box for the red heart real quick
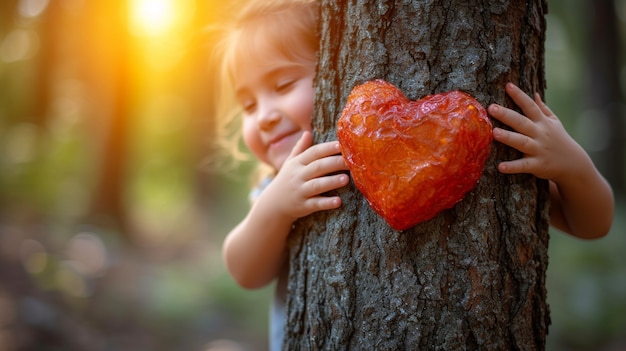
[337,79,492,230]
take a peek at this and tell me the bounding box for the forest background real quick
[0,0,624,350]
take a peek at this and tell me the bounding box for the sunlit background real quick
[0,0,624,350]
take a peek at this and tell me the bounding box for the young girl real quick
[215,1,349,350]
[215,1,614,349]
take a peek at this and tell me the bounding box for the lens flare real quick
[129,0,176,37]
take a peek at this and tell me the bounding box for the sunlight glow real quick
[129,0,176,37]
[128,0,196,72]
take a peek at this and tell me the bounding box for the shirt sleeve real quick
[248,175,274,203]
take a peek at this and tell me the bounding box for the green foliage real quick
[547,204,626,350]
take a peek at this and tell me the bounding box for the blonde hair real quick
[209,0,319,182]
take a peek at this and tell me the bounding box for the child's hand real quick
[488,83,588,182]
[268,131,350,220]
[488,82,613,239]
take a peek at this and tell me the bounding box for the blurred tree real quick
[190,0,220,211]
[87,1,132,235]
[0,1,17,34]
[285,0,550,349]
[583,0,625,198]
[30,0,58,130]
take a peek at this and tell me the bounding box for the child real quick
[215,1,349,350]
[215,1,614,349]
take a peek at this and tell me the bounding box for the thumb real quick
[288,131,314,159]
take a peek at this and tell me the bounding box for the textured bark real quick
[286,0,550,350]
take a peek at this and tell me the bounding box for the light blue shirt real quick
[270,268,288,351]
[250,175,287,351]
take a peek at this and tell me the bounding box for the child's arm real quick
[488,83,614,239]
[222,132,350,289]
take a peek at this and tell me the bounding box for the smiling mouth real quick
[269,131,299,149]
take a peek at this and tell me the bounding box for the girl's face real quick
[234,48,315,171]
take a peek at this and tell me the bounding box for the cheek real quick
[242,121,268,163]
[293,86,315,129]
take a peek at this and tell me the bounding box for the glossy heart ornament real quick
[337,79,493,230]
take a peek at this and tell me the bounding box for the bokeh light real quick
[129,0,176,37]
[129,0,195,38]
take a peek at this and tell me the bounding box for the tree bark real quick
[285,1,550,350]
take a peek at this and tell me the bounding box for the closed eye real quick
[275,77,297,94]
[240,98,256,114]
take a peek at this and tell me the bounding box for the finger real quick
[488,104,536,137]
[299,140,343,165]
[498,158,534,175]
[305,196,342,212]
[534,93,556,118]
[492,127,536,154]
[305,154,350,179]
[505,83,545,122]
[304,173,350,197]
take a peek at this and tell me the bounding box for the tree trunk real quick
[31,0,58,130]
[285,1,551,350]
[87,1,131,234]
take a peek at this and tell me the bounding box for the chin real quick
[271,155,289,171]
[272,160,285,171]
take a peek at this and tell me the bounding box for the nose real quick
[256,101,281,131]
